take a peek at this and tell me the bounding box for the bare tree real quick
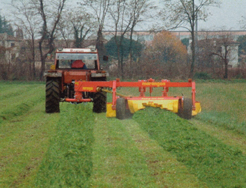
[11,0,40,79]
[80,0,111,62]
[108,0,156,78]
[239,16,246,30]
[32,0,66,80]
[109,0,134,78]
[163,0,219,77]
[0,45,7,79]
[58,10,96,48]
[210,33,237,79]
[127,0,155,78]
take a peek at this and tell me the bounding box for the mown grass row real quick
[35,103,95,188]
[0,82,95,187]
[133,108,246,188]
[0,84,34,101]
[0,83,59,187]
[91,114,157,187]
[0,84,44,124]
[0,103,59,188]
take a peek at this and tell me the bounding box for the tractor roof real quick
[56,48,97,53]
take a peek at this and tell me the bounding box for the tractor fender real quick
[44,72,62,77]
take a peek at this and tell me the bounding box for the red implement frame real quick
[64,78,197,111]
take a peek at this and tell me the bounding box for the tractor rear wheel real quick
[93,92,106,113]
[46,78,60,113]
[178,98,192,119]
[116,98,126,119]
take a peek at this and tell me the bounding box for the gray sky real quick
[0,0,245,31]
[196,0,246,30]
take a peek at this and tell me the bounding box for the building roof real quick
[0,33,22,41]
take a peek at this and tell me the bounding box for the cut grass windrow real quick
[0,85,44,124]
[91,114,156,187]
[91,114,205,187]
[122,120,206,188]
[35,103,94,188]
[0,84,35,101]
[0,103,59,188]
[133,108,246,188]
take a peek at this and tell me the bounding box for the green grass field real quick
[0,80,246,187]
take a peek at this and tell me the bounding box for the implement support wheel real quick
[116,98,126,119]
[116,98,132,120]
[46,78,60,113]
[178,97,192,119]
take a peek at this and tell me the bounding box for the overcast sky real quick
[196,0,245,30]
[0,0,245,31]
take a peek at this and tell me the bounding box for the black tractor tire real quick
[116,98,126,120]
[178,98,192,120]
[46,78,60,113]
[93,92,106,113]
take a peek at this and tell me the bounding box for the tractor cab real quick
[55,48,99,70]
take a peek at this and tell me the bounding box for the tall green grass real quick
[195,82,246,135]
[35,103,94,188]
[133,108,246,188]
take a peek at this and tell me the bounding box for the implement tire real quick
[178,98,192,120]
[93,92,106,113]
[116,98,126,120]
[46,78,60,113]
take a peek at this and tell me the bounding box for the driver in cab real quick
[71,60,87,69]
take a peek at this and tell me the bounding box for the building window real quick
[11,43,15,47]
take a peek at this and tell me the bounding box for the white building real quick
[188,38,239,67]
[0,32,22,63]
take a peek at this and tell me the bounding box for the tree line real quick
[0,0,246,80]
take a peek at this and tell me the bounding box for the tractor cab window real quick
[56,53,97,69]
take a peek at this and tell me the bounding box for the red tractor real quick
[44,48,108,113]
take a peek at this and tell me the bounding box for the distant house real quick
[0,32,22,63]
[103,31,156,44]
[103,30,246,43]
[189,38,239,67]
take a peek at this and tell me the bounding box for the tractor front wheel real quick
[46,78,60,113]
[93,92,106,113]
[178,97,192,119]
